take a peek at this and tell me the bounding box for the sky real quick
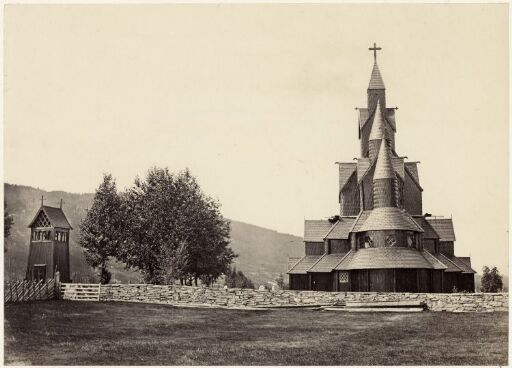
[4,4,509,274]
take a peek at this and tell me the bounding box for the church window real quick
[386,235,397,247]
[339,271,349,283]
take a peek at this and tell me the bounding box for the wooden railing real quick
[61,283,101,301]
[4,278,57,303]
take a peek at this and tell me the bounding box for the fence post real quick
[55,271,61,300]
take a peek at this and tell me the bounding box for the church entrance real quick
[33,264,47,282]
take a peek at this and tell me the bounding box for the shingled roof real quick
[336,247,434,270]
[426,218,456,241]
[374,139,395,180]
[287,255,323,274]
[432,253,462,273]
[338,163,357,191]
[308,253,348,273]
[325,218,356,240]
[421,250,448,270]
[443,254,476,274]
[412,216,440,239]
[368,62,385,89]
[356,157,405,184]
[304,220,334,242]
[28,205,73,229]
[358,108,396,133]
[369,101,386,141]
[357,207,424,233]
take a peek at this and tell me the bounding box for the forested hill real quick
[4,183,303,286]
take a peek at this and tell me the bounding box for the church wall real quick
[311,273,333,291]
[329,240,350,254]
[361,166,375,210]
[404,171,422,215]
[289,275,309,290]
[340,174,360,216]
[417,269,433,292]
[305,242,324,255]
[396,269,418,292]
[457,274,475,293]
[368,269,394,291]
[442,272,460,292]
[439,241,454,256]
[432,270,443,293]
[423,239,437,253]
[54,242,70,282]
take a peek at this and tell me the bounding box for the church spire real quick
[373,138,397,208]
[368,62,385,90]
[368,101,386,162]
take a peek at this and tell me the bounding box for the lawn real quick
[4,300,508,365]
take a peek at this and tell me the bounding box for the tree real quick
[275,273,287,290]
[118,167,235,285]
[225,267,254,289]
[78,174,123,284]
[481,266,504,292]
[4,202,14,252]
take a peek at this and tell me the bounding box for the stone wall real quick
[98,284,508,313]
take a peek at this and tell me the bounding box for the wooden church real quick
[26,199,72,282]
[287,45,475,293]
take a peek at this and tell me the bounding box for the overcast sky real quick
[4,4,508,274]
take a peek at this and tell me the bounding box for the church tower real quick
[288,44,476,293]
[26,199,72,282]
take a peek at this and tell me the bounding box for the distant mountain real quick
[4,183,303,286]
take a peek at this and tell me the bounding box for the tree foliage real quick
[225,267,254,289]
[78,174,123,284]
[4,201,14,252]
[481,266,503,292]
[112,167,235,285]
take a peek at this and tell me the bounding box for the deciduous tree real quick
[481,266,503,292]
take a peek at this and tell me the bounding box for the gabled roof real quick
[287,257,302,271]
[443,254,476,274]
[325,218,356,240]
[426,218,456,241]
[356,157,405,184]
[357,207,424,233]
[421,250,448,270]
[358,108,396,133]
[287,255,323,274]
[350,210,372,233]
[405,162,420,183]
[28,205,73,229]
[368,62,385,89]
[412,216,440,239]
[308,253,348,273]
[336,247,434,270]
[338,163,357,191]
[432,253,462,273]
[334,250,356,270]
[304,220,334,242]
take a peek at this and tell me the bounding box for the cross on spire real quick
[369,42,382,62]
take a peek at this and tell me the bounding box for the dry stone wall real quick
[98,284,508,312]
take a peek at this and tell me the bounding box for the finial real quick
[40,195,45,207]
[60,199,63,209]
[369,42,382,62]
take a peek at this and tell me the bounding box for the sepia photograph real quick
[3,3,509,366]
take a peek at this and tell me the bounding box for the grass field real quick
[4,300,508,365]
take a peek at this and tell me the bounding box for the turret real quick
[373,138,397,208]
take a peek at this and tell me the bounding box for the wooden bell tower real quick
[26,198,72,282]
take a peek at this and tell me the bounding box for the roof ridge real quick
[421,250,448,270]
[287,255,306,273]
[306,253,327,272]
[437,253,464,272]
[323,221,339,239]
[333,249,354,270]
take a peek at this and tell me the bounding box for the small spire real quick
[368,62,385,90]
[374,138,395,180]
[369,101,386,141]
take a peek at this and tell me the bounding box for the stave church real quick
[287,45,475,293]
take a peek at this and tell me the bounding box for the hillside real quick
[4,183,303,286]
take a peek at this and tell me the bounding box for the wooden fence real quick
[4,278,57,303]
[61,283,101,301]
